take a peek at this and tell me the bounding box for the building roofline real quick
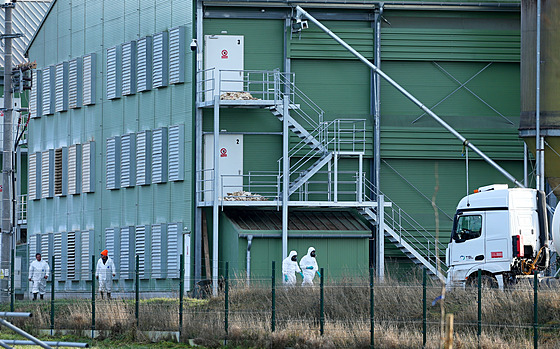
[24,0,56,57]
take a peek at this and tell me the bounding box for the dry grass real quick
[5,276,560,348]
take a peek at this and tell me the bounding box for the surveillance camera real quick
[301,20,308,30]
[190,39,197,51]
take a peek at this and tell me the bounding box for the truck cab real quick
[446,184,550,288]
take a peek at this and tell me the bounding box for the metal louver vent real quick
[137,36,152,92]
[29,234,37,270]
[83,53,96,105]
[152,32,169,88]
[54,147,67,196]
[120,134,135,187]
[152,127,168,183]
[122,41,136,95]
[82,141,96,193]
[120,226,134,279]
[104,227,120,279]
[81,231,91,280]
[167,222,182,278]
[42,66,55,116]
[67,232,76,280]
[68,58,82,109]
[30,69,42,118]
[135,225,149,279]
[106,136,121,190]
[41,149,53,198]
[41,234,50,262]
[151,224,165,278]
[106,46,121,100]
[29,153,39,200]
[55,62,68,112]
[169,26,185,84]
[68,144,81,195]
[54,233,62,279]
[168,124,184,181]
[136,130,152,186]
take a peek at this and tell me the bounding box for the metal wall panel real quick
[106,45,122,100]
[121,41,136,95]
[152,31,169,88]
[151,224,165,278]
[120,133,135,187]
[167,222,182,278]
[106,136,121,190]
[289,27,374,60]
[136,130,152,186]
[54,233,62,280]
[83,53,97,105]
[68,58,83,109]
[42,66,55,116]
[135,225,151,279]
[41,149,53,199]
[55,62,68,112]
[151,127,168,183]
[169,26,185,84]
[30,69,42,118]
[120,226,134,279]
[136,36,152,92]
[82,141,96,193]
[54,147,68,196]
[67,232,76,280]
[68,144,81,195]
[168,124,184,181]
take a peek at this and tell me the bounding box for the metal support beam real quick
[282,96,289,259]
[194,0,203,287]
[212,93,220,296]
[1,341,88,348]
[0,318,52,349]
[376,195,385,280]
[535,0,543,191]
[295,5,524,189]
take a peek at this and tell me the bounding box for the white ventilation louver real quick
[54,233,62,279]
[68,144,81,195]
[152,127,168,183]
[167,222,182,278]
[41,234,50,262]
[120,133,135,187]
[105,227,120,279]
[29,234,37,268]
[120,226,134,279]
[169,26,185,84]
[152,32,169,88]
[81,231,91,280]
[137,36,152,92]
[122,41,136,95]
[55,62,68,112]
[151,224,165,278]
[106,136,121,190]
[82,141,96,193]
[68,58,82,109]
[168,124,184,181]
[41,149,53,198]
[83,53,96,105]
[136,225,150,279]
[136,130,151,186]
[29,152,39,200]
[30,69,42,118]
[42,66,55,116]
[67,232,76,280]
[106,46,121,100]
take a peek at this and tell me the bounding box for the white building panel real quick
[152,127,168,183]
[106,45,121,100]
[120,226,134,279]
[83,53,96,105]
[136,36,152,92]
[42,66,55,115]
[169,26,185,84]
[55,62,68,112]
[136,130,151,186]
[68,144,81,195]
[29,152,39,200]
[152,31,169,88]
[82,141,96,193]
[167,222,182,278]
[120,133,135,187]
[106,136,121,190]
[122,41,136,95]
[41,149,54,198]
[30,69,42,118]
[68,58,82,109]
[151,224,165,278]
[168,124,184,181]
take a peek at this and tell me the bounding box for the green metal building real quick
[24,0,527,294]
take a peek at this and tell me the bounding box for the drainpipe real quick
[373,4,383,271]
[246,235,253,286]
[535,0,543,191]
[295,5,524,189]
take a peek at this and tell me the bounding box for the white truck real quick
[446,184,560,289]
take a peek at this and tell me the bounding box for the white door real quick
[449,212,486,267]
[485,210,510,263]
[204,35,244,100]
[204,134,243,200]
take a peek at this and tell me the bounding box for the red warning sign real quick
[221,49,229,59]
[220,148,228,157]
[491,251,503,258]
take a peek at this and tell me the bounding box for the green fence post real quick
[320,267,324,336]
[423,267,427,348]
[478,269,482,347]
[91,255,95,339]
[370,267,374,349]
[179,254,184,342]
[10,251,14,312]
[135,254,140,328]
[271,261,276,332]
[534,270,538,349]
[225,261,229,340]
[50,255,55,335]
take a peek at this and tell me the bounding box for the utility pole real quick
[1,0,17,302]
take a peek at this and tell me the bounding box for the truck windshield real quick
[452,215,482,243]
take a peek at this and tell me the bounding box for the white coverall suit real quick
[29,259,50,295]
[96,257,116,292]
[299,247,319,286]
[282,251,301,286]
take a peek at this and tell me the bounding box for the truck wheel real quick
[466,274,498,289]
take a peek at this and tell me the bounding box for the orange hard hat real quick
[101,250,108,256]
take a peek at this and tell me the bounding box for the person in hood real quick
[282,250,303,286]
[299,247,321,286]
[96,249,116,299]
[28,253,50,300]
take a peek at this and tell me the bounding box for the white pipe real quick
[212,92,220,296]
[246,235,253,286]
[296,6,524,189]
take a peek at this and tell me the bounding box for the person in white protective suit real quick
[282,250,303,286]
[28,253,50,300]
[299,247,321,286]
[96,249,116,299]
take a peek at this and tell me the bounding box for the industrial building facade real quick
[23,0,526,293]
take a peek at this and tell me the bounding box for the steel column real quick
[282,96,289,259]
[212,93,220,296]
[376,195,384,280]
